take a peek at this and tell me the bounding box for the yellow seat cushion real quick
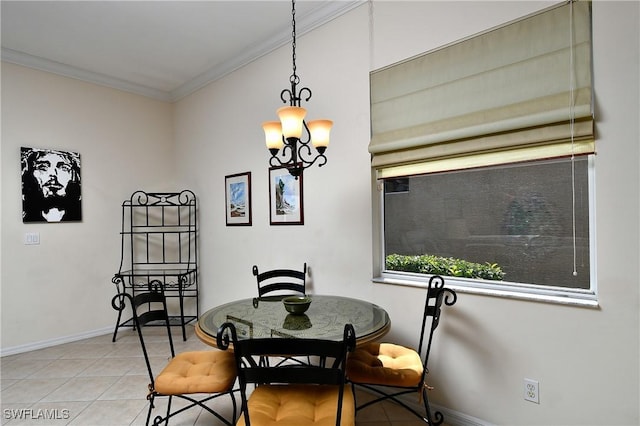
[236,384,355,426]
[346,343,423,388]
[155,350,237,395]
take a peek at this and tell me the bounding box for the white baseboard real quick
[357,385,493,426]
[0,326,113,357]
[430,402,494,426]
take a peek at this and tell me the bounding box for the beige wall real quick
[172,5,374,306]
[1,64,175,347]
[1,2,638,425]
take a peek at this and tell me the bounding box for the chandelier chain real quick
[290,0,298,85]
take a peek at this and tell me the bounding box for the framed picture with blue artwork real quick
[269,166,303,225]
[225,172,252,226]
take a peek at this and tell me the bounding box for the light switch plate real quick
[24,232,40,245]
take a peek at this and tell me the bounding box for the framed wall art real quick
[21,147,82,223]
[225,172,252,226]
[269,166,303,225]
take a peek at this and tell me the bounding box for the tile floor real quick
[1,325,429,426]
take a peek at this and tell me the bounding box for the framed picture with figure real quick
[225,172,252,226]
[269,166,303,225]
[21,147,82,223]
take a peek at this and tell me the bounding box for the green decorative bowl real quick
[282,296,312,315]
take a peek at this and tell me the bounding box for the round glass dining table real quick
[196,295,390,347]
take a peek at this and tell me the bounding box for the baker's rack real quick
[111,190,198,341]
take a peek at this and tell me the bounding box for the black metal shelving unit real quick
[111,190,198,341]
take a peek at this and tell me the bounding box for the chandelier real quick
[262,0,333,178]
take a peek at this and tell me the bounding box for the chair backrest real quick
[416,275,457,375]
[111,286,175,385]
[217,322,356,426]
[252,263,307,297]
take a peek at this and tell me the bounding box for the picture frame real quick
[269,166,304,225]
[21,147,82,223]
[225,172,252,226]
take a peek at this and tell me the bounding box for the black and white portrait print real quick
[21,147,82,223]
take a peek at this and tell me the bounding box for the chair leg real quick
[231,390,238,423]
[145,394,154,426]
[148,396,171,426]
[112,309,122,342]
[422,388,444,426]
[178,285,187,341]
[198,393,237,426]
[111,286,127,342]
[353,383,447,425]
[146,389,240,426]
[164,395,172,426]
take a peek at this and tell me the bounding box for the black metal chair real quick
[252,262,309,367]
[252,263,307,297]
[111,288,238,426]
[346,275,457,426]
[217,321,356,426]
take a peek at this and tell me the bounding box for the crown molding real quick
[171,1,363,102]
[2,1,363,103]
[1,47,173,102]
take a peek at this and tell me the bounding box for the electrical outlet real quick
[524,378,539,404]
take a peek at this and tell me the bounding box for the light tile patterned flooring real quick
[1,325,428,426]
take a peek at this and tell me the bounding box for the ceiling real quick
[1,1,361,102]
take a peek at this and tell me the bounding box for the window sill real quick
[373,275,599,308]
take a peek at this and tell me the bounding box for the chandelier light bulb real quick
[262,121,284,151]
[278,106,307,140]
[307,120,333,151]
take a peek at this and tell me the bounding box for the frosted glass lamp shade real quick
[308,120,333,149]
[278,106,307,139]
[263,121,284,150]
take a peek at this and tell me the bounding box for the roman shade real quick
[370,1,594,179]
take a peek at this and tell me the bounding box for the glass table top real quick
[197,295,390,345]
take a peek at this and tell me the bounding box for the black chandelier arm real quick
[282,138,299,163]
[280,85,312,107]
[304,151,328,168]
[298,87,312,103]
[269,140,328,172]
[295,140,326,167]
[269,154,327,179]
[298,120,312,144]
[268,155,286,169]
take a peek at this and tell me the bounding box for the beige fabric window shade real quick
[370,1,594,179]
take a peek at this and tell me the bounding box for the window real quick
[369,2,597,305]
[377,156,596,304]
